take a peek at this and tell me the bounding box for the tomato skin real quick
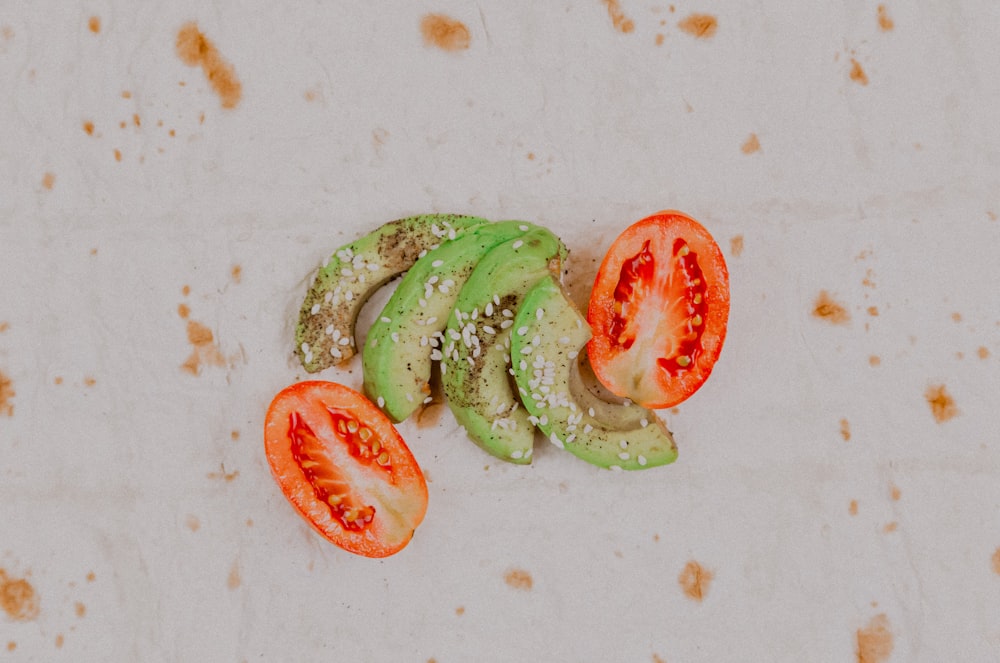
[264,381,428,558]
[587,211,729,409]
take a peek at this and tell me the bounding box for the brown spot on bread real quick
[850,58,869,85]
[74,602,86,618]
[856,614,893,662]
[0,570,40,621]
[877,5,894,31]
[741,134,760,154]
[231,265,242,283]
[0,371,14,417]
[868,355,880,367]
[83,121,95,135]
[925,384,957,423]
[603,0,635,34]
[42,172,55,190]
[729,235,744,257]
[992,547,1000,575]
[890,484,901,501]
[504,568,533,590]
[883,521,898,533]
[227,560,241,589]
[182,320,225,375]
[978,346,990,359]
[849,500,859,515]
[839,418,851,441]
[88,16,101,34]
[813,291,850,324]
[176,22,243,109]
[655,33,665,46]
[678,560,712,601]
[678,13,717,39]
[420,14,471,51]
[113,149,122,162]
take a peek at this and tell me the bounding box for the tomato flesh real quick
[588,211,729,409]
[265,381,428,557]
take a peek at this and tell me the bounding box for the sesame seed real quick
[326,324,335,335]
[531,335,541,346]
[520,345,533,355]
[432,259,444,267]
[519,360,527,370]
[301,342,310,354]
[426,316,437,325]
[341,268,353,277]
[519,224,529,231]
[390,332,399,343]
[536,308,544,320]
[304,351,313,364]
[418,249,428,259]
[568,351,578,359]
[428,275,439,285]
[502,309,513,317]
[324,291,334,303]
[640,418,648,428]
[510,449,524,459]
[637,455,647,466]
[583,424,593,433]
[549,433,564,449]
[517,326,528,336]
[618,451,629,460]
[559,336,571,344]
[485,302,494,317]
[331,347,342,358]
[332,329,341,341]
[420,336,428,347]
[500,319,514,329]
[424,396,433,404]
[310,303,320,315]
[380,316,392,323]
[619,440,628,449]
[609,465,623,472]
[512,240,524,250]
[524,448,533,458]
[482,325,496,334]
[406,394,414,402]
[338,337,350,346]
[430,349,442,360]
[367,263,380,271]
[377,396,385,407]
[344,290,353,302]
[539,415,548,426]
[419,298,428,308]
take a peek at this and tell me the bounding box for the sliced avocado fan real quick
[509,275,677,470]
[363,221,545,423]
[440,229,566,464]
[295,214,488,372]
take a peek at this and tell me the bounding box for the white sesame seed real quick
[512,240,524,250]
[377,396,385,407]
[391,332,399,343]
[588,407,595,417]
[619,440,628,449]
[535,308,544,320]
[332,329,341,341]
[338,337,350,346]
[325,324,335,335]
[524,448,532,458]
[519,345,533,355]
[324,291,334,303]
[609,465,623,472]
[482,325,496,334]
[341,268,353,277]
[519,360,527,370]
[640,418,649,428]
[432,259,444,267]
[367,263,380,271]
[420,336,428,347]
[502,309,513,317]
[531,335,541,346]
[618,451,630,460]
[430,349,442,360]
[539,415,548,426]
[510,449,524,459]
[426,316,437,325]
[519,224,529,231]
[500,319,514,329]
[484,302,494,317]
[419,298,428,308]
[516,326,528,336]
[406,394,414,402]
[304,351,313,364]
[310,303,320,315]
[637,455,647,466]
[549,433,564,449]
[559,336,571,344]
[428,275,439,285]
[568,351,578,359]
[424,396,433,404]
[331,347,342,358]
[583,424,593,433]
[301,342,310,354]
[418,249,428,259]
[380,316,392,323]
[344,290,353,302]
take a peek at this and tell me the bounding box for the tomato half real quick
[264,381,428,557]
[587,211,729,409]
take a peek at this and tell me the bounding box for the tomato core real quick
[288,411,376,530]
[610,237,709,378]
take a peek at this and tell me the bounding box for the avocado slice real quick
[509,275,677,470]
[363,220,545,423]
[440,229,566,463]
[295,214,488,372]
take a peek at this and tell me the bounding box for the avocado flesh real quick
[510,276,677,470]
[295,214,488,372]
[441,229,566,463]
[363,221,545,423]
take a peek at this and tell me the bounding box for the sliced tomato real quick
[264,381,428,557]
[587,211,729,409]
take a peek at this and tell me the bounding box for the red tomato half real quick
[587,211,730,409]
[264,381,428,557]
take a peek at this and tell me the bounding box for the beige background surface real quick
[2,1,999,661]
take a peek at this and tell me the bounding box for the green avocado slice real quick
[295,214,488,372]
[440,229,566,464]
[509,276,678,470]
[363,221,546,423]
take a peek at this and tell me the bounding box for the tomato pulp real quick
[264,381,428,557]
[587,211,729,409]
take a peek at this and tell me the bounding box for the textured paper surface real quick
[2,2,999,660]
